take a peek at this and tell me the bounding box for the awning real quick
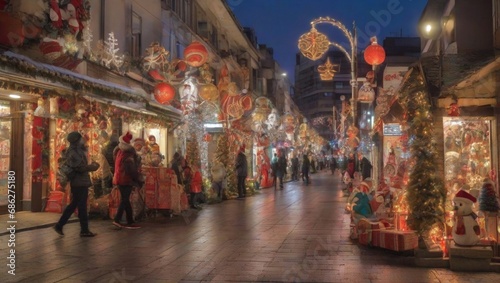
[0,51,148,103]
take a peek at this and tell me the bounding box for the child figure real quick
[190,164,203,210]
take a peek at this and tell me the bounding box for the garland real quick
[0,52,147,104]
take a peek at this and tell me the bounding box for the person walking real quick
[271,153,278,189]
[54,131,100,237]
[211,161,226,201]
[235,145,248,199]
[329,155,337,175]
[112,132,143,229]
[357,153,373,180]
[291,155,299,181]
[170,152,184,185]
[301,154,310,184]
[276,151,287,189]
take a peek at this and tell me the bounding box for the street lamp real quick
[298,16,358,128]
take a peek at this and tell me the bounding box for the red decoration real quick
[154,82,175,104]
[184,41,208,67]
[364,38,386,66]
[447,102,460,116]
[148,69,167,81]
[40,40,63,61]
[203,133,212,142]
[0,12,25,47]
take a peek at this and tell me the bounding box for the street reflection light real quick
[298,16,358,128]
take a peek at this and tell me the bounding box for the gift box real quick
[45,191,66,213]
[356,218,391,246]
[378,230,418,251]
[156,182,172,209]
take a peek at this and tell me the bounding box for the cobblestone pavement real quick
[1,171,500,282]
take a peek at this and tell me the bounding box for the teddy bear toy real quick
[452,189,480,246]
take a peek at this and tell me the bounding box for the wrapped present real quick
[144,184,156,209]
[45,191,66,213]
[156,183,172,209]
[357,218,391,246]
[180,190,189,211]
[158,167,176,183]
[170,183,182,214]
[378,230,418,251]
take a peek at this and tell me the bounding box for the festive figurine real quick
[478,178,500,240]
[452,189,480,246]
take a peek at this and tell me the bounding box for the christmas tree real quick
[186,132,200,168]
[400,68,446,238]
[479,181,500,212]
[214,132,237,198]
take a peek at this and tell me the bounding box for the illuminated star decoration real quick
[317,57,338,81]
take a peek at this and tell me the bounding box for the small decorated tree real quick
[479,180,500,212]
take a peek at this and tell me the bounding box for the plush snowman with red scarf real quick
[452,189,480,246]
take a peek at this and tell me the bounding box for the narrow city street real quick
[2,172,499,283]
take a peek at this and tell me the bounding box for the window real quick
[131,11,142,58]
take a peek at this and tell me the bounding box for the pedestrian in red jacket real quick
[112,131,143,229]
[190,164,203,209]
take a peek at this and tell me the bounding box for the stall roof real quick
[0,51,147,103]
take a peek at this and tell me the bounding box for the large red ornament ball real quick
[364,41,386,66]
[0,12,25,47]
[184,41,208,67]
[154,82,176,104]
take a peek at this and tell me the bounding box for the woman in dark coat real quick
[54,132,100,237]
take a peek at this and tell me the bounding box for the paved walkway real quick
[1,171,499,282]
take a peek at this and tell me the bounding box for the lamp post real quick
[298,16,358,128]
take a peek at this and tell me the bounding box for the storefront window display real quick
[382,123,409,189]
[443,117,493,193]
[123,121,167,167]
[0,100,11,207]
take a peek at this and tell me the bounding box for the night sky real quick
[230,0,427,81]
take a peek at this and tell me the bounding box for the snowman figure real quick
[452,189,480,246]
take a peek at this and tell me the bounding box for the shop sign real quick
[383,123,402,136]
[383,66,407,96]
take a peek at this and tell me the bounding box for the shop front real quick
[0,93,39,214]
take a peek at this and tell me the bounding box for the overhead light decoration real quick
[317,57,337,81]
[298,27,330,60]
[364,37,386,66]
[9,94,21,99]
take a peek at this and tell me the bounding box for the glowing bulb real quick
[425,24,432,33]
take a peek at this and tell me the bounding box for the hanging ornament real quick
[154,82,175,105]
[199,83,219,102]
[184,41,208,67]
[282,113,296,135]
[142,42,170,72]
[180,77,199,113]
[364,37,386,66]
[358,81,375,103]
[252,97,272,123]
[447,102,460,116]
[317,57,338,81]
[203,133,212,142]
[298,27,329,60]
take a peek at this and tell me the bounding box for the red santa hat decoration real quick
[454,189,477,204]
[119,131,133,144]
